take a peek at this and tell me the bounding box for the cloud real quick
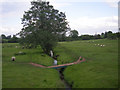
[0,0,32,2]
[0,26,22,36]
[104,0,119,8]
[0,2,31,14]
[48,0,112,3]
[0,0,118,36]
[1,16,118,36]
[49,2,72,8]
[0,2,31,27]
[69,16,118,35]
[0,0,108,3]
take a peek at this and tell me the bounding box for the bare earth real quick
[29,56,86,68]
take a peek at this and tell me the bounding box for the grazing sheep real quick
[95,44,106,47]
[19,51,22,54]
[103,45,105,47]
[11,56,16,61]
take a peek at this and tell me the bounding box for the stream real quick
[50,50,72,89]
[56,67,72,89]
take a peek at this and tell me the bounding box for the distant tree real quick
[1,34,6,39]
[1,34,8,43]
[94,34,101,39]
[101,33,104,39]
[6,35,11,39]
[89,35,94,39]
[112,33,117,39]
[107,31,113,39]
[69,30,79,39]
[116,32,120,39]
[104,32,107,38]
[8,35,18,43]
[57,32,67,41]
[18,0,70,55]
[81,35,91,40]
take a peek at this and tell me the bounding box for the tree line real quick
[65,30,120,41]
[0,34,19,43]
[1,30,119,43]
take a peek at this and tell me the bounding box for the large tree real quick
[18,0,70,55]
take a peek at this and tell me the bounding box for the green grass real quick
[54,39,118,88]
[2,43,65,88]
[2,39,118,88]
[2,43,53,66]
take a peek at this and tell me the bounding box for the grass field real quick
[2,39,118,88]
[2,43,65,88]
[55,39,118,88]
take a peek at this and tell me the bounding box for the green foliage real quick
[69,30,79,38]
[94,34,101,39]
[1,34,19,43]
[101,33,104,39]
[1,34,6,39]
[65,31,119,41]
[81,35,91,40]
[6,35,11,39]
[18,0,70,54]
[102,31,119,40]
[116,32,120,38]
[8,35,19,43]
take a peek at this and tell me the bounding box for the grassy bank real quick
[2,43,65,88]
[54,39,118,88]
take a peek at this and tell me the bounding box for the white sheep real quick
[11,56,16,61]
[103,45,105,47]
[19,51,22,54]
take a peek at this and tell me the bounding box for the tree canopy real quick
[18,0,70,54]
[70,30,79,38]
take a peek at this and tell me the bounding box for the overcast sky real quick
[0,0,119,36]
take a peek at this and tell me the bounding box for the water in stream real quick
[57,67,72,90]
[51,53,72,89]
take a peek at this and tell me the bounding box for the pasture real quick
[2,43,65,88]
[2,39,118,88]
